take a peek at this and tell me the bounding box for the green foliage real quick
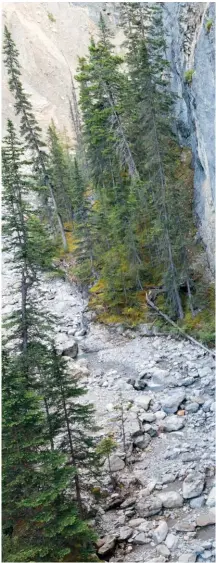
[2,120,97,560]
[96,436,117,456]
[184,69,195,84]
[2,353,96,562]
[47,11,56,23]
[206,19,213,32]
[3,26,67,250]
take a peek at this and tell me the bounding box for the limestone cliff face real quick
[2,2,215,270]
[163,2,215,272]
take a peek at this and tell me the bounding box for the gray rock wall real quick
[163,2,215,272]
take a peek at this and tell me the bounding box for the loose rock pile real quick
[30,279,216,562]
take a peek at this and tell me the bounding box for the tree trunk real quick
[146,292,215,357]
[61,390,83,515]
[44,398,54,451]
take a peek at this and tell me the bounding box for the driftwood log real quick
[146,291,215,359]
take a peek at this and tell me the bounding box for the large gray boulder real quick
[106,455,125,472]
[134,434,151,449]
[117,527,133,542]
[161,390,186,414]
[136,495,162,517]
[124,417,141,439]
[183,471,205,499]
[196,509,215,527]
[162,415,185,432]
[134,395,151,410]
[152,520,168,544]
[158,491,183,509]
[133,532,150,544]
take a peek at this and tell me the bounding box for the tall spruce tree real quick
[3,26,68,249]
[2,353,96,563]
[2,122,99,560]
[119,3,196,319]
[75,17,143,306]
[2,120,56,358]
[47,121,74,226]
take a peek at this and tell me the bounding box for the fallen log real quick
[146,292,215,358]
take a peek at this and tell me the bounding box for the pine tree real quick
[2,120,56,357]
[2,352,96,563]
[47,120,74,226]
[2,121,99,559]
[75,18,143,306]
[48,349,100,512]
[119,3,196,319]
[3,26,68,250]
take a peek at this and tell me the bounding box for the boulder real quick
[62,340,78,359]
[161,473,176,485]
[206,486,216,507]
[165,533,178,550]
[162,415,185,432]
[139,323,153,336]
[142,412,156,423]
[152,520,168,544]
[183,471,205,499]
[139,480,157,497]
[175,522,196,532]
[196,509,215,527]
[158,491,183,509]
[161,390,186,414]
[105,497,122,510]
[106,455,125,472]
[133,532,150,544]
[136,495,162,517]
[134,395,151,410]
[128,517,147,528]
[155,410,166,420]
[156,544,170,558]
[120,497,136,509]
[117,527,133,542]
[134,433,151,449]
[124,418,142,439]
[190,496,205,509]
[178,555,196,563]
[142,423,157,437]
[185,402,199,413]
[97,535,116,556]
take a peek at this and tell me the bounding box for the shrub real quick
[47,11,56,23]
[184,69,195,84]
[206,19,213,32]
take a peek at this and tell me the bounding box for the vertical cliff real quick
[163,2,215,272]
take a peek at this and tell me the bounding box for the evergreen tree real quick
[47,121,74,225]
[2,120,55,357]
[2,121,99,560]
[119,3,196,319]
[75,18,142,305]
[3,26,68,249]
[2,353,96,563]
[49,349,100,512]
